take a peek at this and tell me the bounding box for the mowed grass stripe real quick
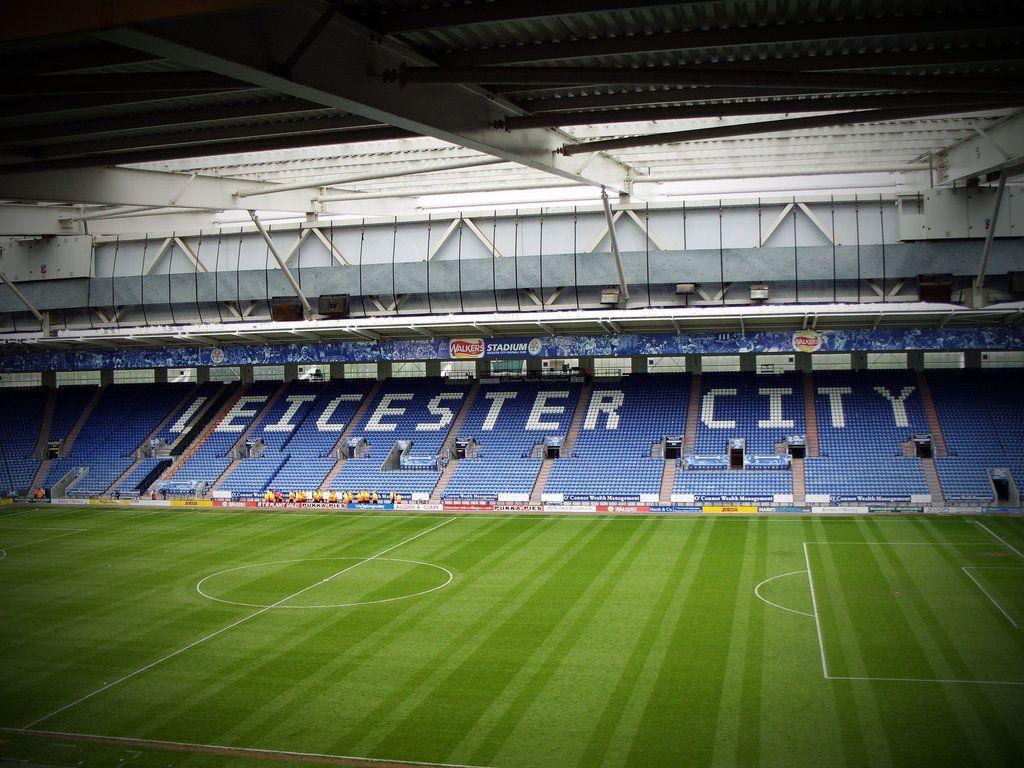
[618,518,752,767]
[805,518,896,768]
[585,520,712,765]
[241,516,565,759]
[40,516,557,757]
[709,518,766,768]
[357,517,622,762]
[3,510,1024,768]
[20,516,454,731]
[59,516,462,744]
[872,528,1022,766]
[213,516,551,755]
[2,513,417,714]
[453,517,664,766]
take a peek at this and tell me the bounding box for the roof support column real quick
[969,169,1007,308]
[601,188,629,307]
[247,209,315,319]
[0,269,47,328]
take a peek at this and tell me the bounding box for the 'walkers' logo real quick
[792,330,823,353]
[450,338,485,359]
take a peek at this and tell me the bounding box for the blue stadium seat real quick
[804,371,928,502]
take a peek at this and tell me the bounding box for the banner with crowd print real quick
[1,327,1022,372]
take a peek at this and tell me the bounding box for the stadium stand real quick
[4,368,1021,506]
[326,377,470,498]
[154,381,224,447]
[268,379,376,493]
[0,387,48,495]
[40,384,194,496]
[168,381,281,491]
[442,378,582,499]
[217,379,370,496]
[805,371,930,502]
[48,385,98,448]
[547,374,689,501]
[928,370,1022,503]
[673,372,802,501]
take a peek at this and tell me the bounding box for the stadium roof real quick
[0,0,1021,231]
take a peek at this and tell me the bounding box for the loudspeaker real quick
[1009,271,1024,295]
[318,293,350,317]
[918,275,953,303]
[271,297,302,322]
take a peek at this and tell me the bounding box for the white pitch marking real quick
[195,556,454,609]
[22,517,457,730]
[961,566,1023,629]
[974,520,1024,560]
[802,542,830,678]
[0,529,88,558]
[804,539,1024,685]
[1,727,492,768]
[805,541,997,546]
[754,570,814,618]
[828,674,1024,686]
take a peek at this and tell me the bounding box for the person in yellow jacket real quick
[371,490,379,504]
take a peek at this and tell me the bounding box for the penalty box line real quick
[21,517,457,731]
[802,539,1024,686]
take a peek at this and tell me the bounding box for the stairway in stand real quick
[430,460,460,504]
[791,457,806,504]
[29,387,58,493]
[209,381,290,493]
[29,459,52,493]
[916,372,948,456]
[683,375,702,455]
[529,457,554,503]
[32,386,57,457]
[163,383,246,481]
[921,456,945,503]
[659,458,678,503]
[60,386,105,457]
[562,380,593,457]
[429,380,480,502]
[319,380,384,492]
[802,372,819,457]
[105,382,203,496]
[529,381,593,502]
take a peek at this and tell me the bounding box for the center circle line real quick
[195,556,453,610]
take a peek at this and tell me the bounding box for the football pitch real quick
[1,506,1023,768]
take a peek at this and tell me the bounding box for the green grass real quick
[1,506,1023,768]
